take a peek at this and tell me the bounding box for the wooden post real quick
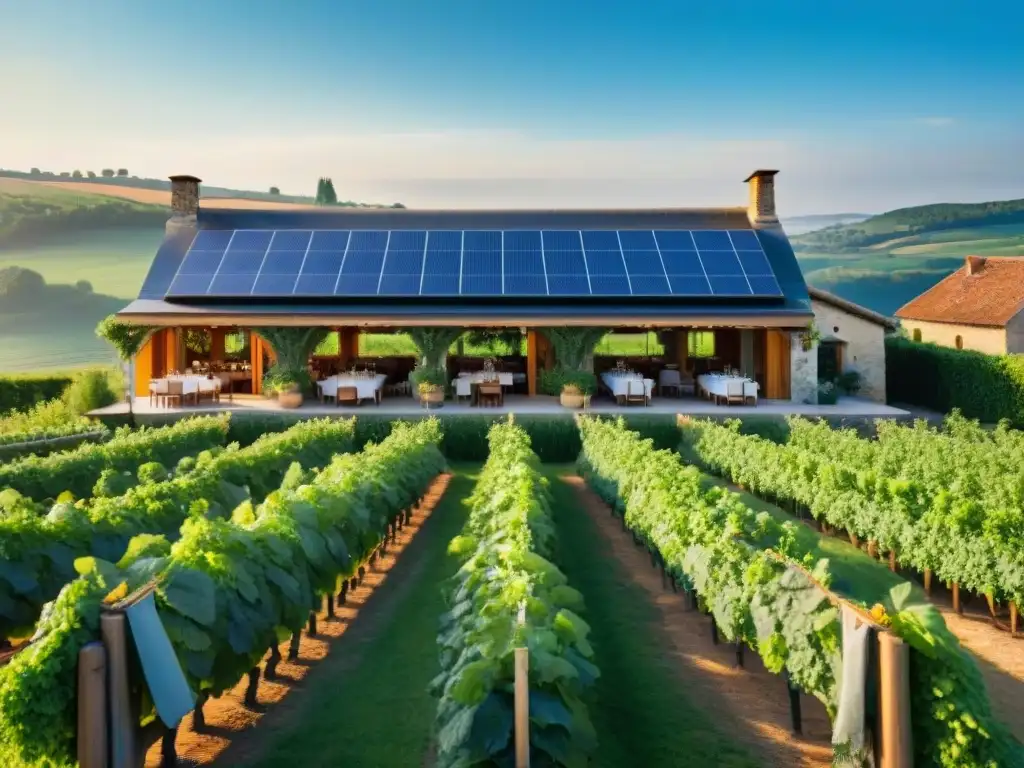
[923,569,932,595]
[526,330,538,397]
[514,647,530,768]
[784,671,802,735]
[985,592,997,619]
[78,642,108,768]
[100,611,138,768]
[877,632,912,768]
[888,549,897,573]
[952,582,962,614]
[250,332,264,395]
[1010,602,1018,637]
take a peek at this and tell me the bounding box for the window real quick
[687,330,716,358]
[912,328,922,342]
[955,335,964,350]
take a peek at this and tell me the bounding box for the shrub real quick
[538,367,597,396]
[886,337,1024,426]
[0,374,72,413]
[63,369,117,415]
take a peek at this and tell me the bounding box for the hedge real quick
[886,337,1024,427]
[0,375,73,414]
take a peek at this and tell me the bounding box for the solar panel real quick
[163,227,785,300]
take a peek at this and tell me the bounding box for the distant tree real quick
[390,202,406,209]
[0,267,46,302]
[315,177,326,205]
[87,170,97,178]
[323,178,338,205]
[116,168,129,177]
[101,169,115,178]
[72,170,83,178]
[29,167,41,175]
[75,279,94,294]
[59,171,71,178]
[269,186,280,195]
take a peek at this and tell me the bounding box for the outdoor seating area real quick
[148,374,225,408]
[697,370,760,406]
[317,371,388,406]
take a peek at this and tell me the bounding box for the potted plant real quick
[558,370,597,408]
[560,383,585,409]
[419,381,444,408]
[263,367,308,408]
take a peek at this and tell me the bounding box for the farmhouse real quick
[895,256,1024,355]
[115,172,892,408]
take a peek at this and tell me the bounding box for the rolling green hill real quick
[0,179,167,250]
[792,199,1024,315]
[0,267,123,371]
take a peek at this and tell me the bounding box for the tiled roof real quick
[894,257,1024,327]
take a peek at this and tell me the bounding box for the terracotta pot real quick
[278,390,303,409]
[421,389,444,408]
[560,390,585,408]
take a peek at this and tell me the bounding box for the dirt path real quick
[928,590,1024,744]
[143,474,452,768]
[722,478,1024,745]
[563,476,834,768]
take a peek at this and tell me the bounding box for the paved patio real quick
[92,394,910,419]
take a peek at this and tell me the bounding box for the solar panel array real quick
[164,229,783,299]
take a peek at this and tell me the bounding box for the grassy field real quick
[249,468,474,768]
[0,228,161,299]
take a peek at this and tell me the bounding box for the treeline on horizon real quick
[791,198,1024,252]
[0,168,406,210]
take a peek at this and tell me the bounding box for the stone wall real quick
[790,331,818,404]
[899,318,1007,356]
[811,298,888,402]
[1002,313,1024,355]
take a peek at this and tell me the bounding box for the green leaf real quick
[889,581,914,612]
[160,568,217,627]
[529,690,574,730]
[449,659,497,706]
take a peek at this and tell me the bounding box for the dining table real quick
[317,373,388,404]
[696,373,759,404]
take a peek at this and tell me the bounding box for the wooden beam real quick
[527,330,538,396]
[133,338,154,398]
[118,312,814,329]
[877,633,913,768]
[250,333,264,395]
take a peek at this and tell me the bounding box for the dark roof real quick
[124,206,813,325]
[894,256,1024,327]
[196,206,754,231]
[808,286,896,330]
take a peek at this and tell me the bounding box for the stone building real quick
[809,287,895,402]
[895,256,1024,356]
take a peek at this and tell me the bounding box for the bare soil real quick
[143,474,451,767]
[564,476,834,768]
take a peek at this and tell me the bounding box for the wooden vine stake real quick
[77,642,108,768]
[1010,602,1018,637]
[923,569,932,595]
[951,582,962,614]
[514,604,530,768]
[877,632,912,768]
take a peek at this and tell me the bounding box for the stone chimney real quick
[744,169,779,227]
[167,174,201,235]
[965,255,986,275]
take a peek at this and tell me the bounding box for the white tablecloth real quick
[601,373,653,398]
[151,376,220,395]
[458,372,514,387]
[697,374,759,400]
[318,374,387,401]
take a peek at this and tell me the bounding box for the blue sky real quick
[1,0,1022,213]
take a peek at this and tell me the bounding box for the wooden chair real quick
[164,380,184,408]
[149,380,166,407]
[217,372,234,402]
[454,377,473,405]
[337,386,359,407]
[478,382,502,407]
[725,380,745,406]
[625,380,646,406]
